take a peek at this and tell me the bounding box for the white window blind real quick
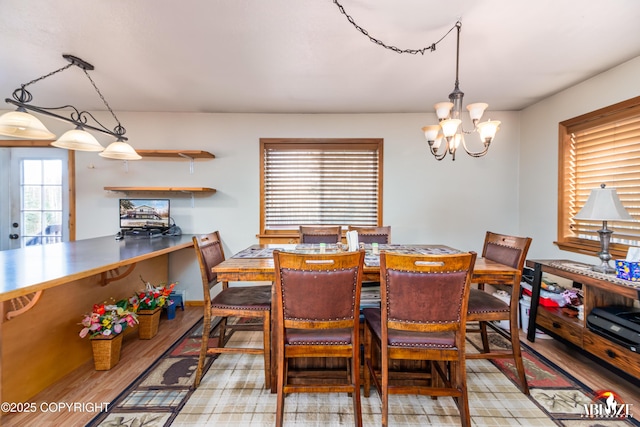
[261,139,382,230]
[561,98,640,250]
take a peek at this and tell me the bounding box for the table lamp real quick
[574,183,634,274]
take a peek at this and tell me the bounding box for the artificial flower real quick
[79,298,138,338]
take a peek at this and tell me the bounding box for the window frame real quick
[556,96,640,259]
[259,138,383,240]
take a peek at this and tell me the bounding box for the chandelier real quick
[422,22,500,161]
[332,1,500,161]
[0,54,141,160]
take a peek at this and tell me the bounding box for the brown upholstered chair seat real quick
[363,308,456,349]
[211,285,271,310]
[285,328,352,345]
[467,288,510,314]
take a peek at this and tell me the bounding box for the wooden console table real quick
[525,259,640,381]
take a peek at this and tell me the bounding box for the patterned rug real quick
[87,321,639,426]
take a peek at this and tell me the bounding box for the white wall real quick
[62,110,518,299]
[6,57,640,300]
[519,56,640,262]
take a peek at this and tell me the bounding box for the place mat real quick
[231,247,282,259]
[364,246,460,267]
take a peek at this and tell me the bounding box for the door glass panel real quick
[21,159,64,246]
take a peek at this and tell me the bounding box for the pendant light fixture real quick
[0,54,140,160]
[422,22,500,161]
[333,1,501,161]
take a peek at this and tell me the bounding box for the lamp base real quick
[591,262,616,275]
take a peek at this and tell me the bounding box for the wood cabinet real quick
[526,259,639,381]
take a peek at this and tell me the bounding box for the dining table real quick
[212,243,522,392]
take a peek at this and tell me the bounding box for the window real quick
[21,158,65,246]
[260,138,383,238]
[557,96,640,258]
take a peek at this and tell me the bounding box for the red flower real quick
[93,304,106,315]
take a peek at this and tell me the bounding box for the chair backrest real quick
[298,225,342,244]
[347,226,391,244]
[192,231,226,301]
[482,231,532,271]
[380,251,476,334]
[273,250,365,330]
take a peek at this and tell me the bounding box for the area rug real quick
[87,321,639,427]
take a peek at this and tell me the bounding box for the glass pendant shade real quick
[0,110,56,139]
[99,140,142,160]
[422,125,440,142]
[434,102,454,120]
[477,120,501,143]
[440,119,461,138]
[452,133,463,149]
[51,128,105,152]
[466,103,488,121]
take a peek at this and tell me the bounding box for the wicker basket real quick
[91,333,123,370]
[138,308,161,339]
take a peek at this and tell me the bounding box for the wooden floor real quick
[1,309,638,427]
[519,329,639,409]
[1,306,203,427]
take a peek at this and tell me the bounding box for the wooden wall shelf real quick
[104,186,216,193]
[136,150,215,159]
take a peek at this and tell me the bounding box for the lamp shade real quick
[477,120,501,143]
[440,119,461,138]
[99,140,142,160]
[434,102,453,120]
[574,184,634,221]
[51,128,105,152]
[466,103,488,121]
[0,110,56,139]
[422,125,440,142]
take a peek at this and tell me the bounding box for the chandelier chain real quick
[332,0,458,55]
[83,69,124,135]
[20,63,75,90]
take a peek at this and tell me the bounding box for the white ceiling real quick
[2,0,640,115]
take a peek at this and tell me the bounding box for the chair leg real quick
[479,321,490,353]
[194,311,211,388]
[352,347,363,427]
[381,349,389,427]
[262,311,271,390]
[509,318,529,395]
[363,325,371,397]
[217,316,228,348]
[276,352,286,427]
[456,360,471,427]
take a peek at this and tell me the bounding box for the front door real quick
[0,147,70,250]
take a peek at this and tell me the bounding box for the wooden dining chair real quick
[347,225,391,244]
[298,225,342,244]
[363,251,476,427]
[466,231,532,395]
[192,231,272,389]
[272,249,365,427]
